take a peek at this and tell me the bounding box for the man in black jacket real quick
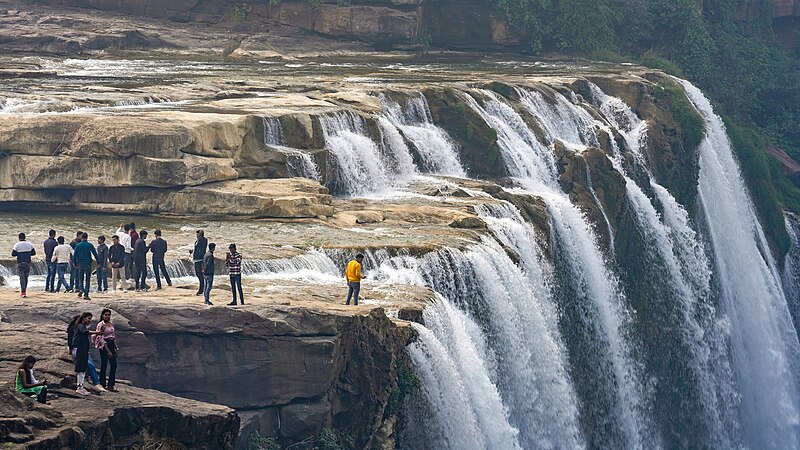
[43,229,57,293]
[202,243,215,305]
[150,229,171,290]
[133,230,150,292]
[96,235,109,292]
[191,230,208,296]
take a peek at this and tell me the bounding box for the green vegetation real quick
[724,118,798,256]
[248,431,280,450]
[655,82,705,151]
[485,0,800,231]
[388,365,421,414]
[314,428,353,450]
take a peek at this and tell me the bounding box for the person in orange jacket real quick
[345,254,366,305]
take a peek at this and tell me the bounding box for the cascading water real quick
[320,112,390,195]
[681,79,800,448]
[380,94,465,177]
[464,88,653,447]
[577,84,736,446]
[784,214,800,335]
[405,294,522,450]
[262,116,321,181]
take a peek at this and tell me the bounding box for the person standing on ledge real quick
[225,243,243,306]
[43,229,58,293]
[202,243,216,305]
[69,230,83,293]
[73,232,98,300]
[133,230,149,292]
[150,229,171,290]
[12,233,36,299]
[96,235,109,293]
[108,235,128,292]
[53,236,72,293]
[345,254,366,306]
[116,224,133,283]
[191,230,208,296]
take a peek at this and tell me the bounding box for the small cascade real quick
[516,88,599,150]
[262,116,320,181]
[682,79,800,448]
[380,94,465,177]
[262,116,284,146]
[463,90,556,187]
[320,112,390,195]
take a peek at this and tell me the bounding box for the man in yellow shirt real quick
[345,254,366,305]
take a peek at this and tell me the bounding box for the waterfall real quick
[262,116,283,146]
[262,116,320,181]
[380,94,465,177]
[406,294,522,450]
[681,79,800,448]
[461,88,654,447]
[320,112,391,195]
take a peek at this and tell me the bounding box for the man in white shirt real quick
[52,236,73,292]
[115,224,133,281]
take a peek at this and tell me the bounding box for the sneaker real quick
[77,292,83,298]
[20,292,26,298]
[96,385,107,392]
[76,387,89,395]
[84,296,91,301]
[228,301,237,306]
[107,386,118,392]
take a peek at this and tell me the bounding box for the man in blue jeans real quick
[73,232,98,300]
[203,243,216,305]
[68,230,82,293]
[43,229,58,292]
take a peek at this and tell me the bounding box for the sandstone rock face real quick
[0,322,239,449]
[0,300,417,448]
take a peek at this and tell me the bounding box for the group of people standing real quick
[10,224,246,306]
[16,308,119,402]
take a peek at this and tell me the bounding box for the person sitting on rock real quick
[203,243,216,306]
[16,355,48,403]
[73,312,102,395]
[11,232,36,299]
[225,243,243,306]
[345,254,366,306]
[133,230,150,292]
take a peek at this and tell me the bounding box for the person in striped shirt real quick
[225,243,244,306]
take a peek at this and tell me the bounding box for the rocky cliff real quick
[0,320,240,449]
[0,287,428,449]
